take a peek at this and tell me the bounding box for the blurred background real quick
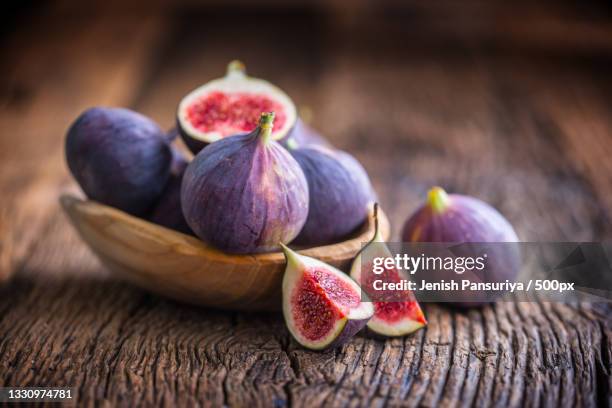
[1,0,612,279]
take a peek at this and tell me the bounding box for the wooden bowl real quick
[60,194,391,311]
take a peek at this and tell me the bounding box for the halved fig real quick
[177,60,297,153]
[350,204,427,337]
[281,244,374,350]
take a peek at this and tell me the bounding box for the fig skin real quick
[334,150,378,203]
[181,116,329,155]
[165,127,180,143]
[402,187,520,306]
[280,118,332,149]
[65,107,172,216]
[289,145,376,247]
[168,143,189,175]
[177,122,208,155]
[181,112,309,254]
[147,146,192,235]
[326,316,372,350]
[402,187,519,242]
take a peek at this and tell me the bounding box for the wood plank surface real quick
[1,3,611,407]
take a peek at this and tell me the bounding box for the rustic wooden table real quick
[1,3,611,407]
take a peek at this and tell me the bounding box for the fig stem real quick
[227,60,247,77]
[285,138,299,150]
[279,243,301,270]
[259,112,275,144]
[427,186,450,213]
[373,202,379,240]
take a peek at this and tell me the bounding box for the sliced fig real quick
[281,244,373,350]
[351,204,427,337]
[181,112,309,254]
[288,145,375,246]
[65,107,172,216]
[177,61,297,154]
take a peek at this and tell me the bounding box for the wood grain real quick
[1,3,611,407]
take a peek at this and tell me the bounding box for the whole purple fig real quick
[402,187,520,306]
[281,118,332,149]
[334,150,378,203]
[402,187,518,242]
[148,146,192,235]
[168,143,189,175]
[181,112,309,254]
[65,107,172,216]
[289,145,375,246]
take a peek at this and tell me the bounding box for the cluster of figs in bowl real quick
[63,61,520,350]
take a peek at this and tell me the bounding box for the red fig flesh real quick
[177,61,297,154]
[181,112,309,254]
[351,205,426,336]
[282,244,374,350]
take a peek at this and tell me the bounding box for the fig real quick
[282,118,332,149]
[177,60,297,154]
[168,143,189,175]
[402,187,519,243]
[65,107,172,216]
[147,146,192,235]
[402,187,521,306]
[351,204,427,336]
[334,150,378,203]
[281,244,374,350]
[288,145,376,246]
[181,112,309,254]
[165,127,180,143]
